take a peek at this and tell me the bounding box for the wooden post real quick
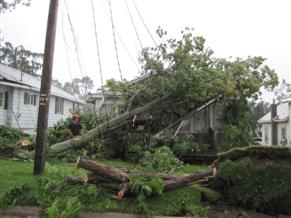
[34,0,59,175]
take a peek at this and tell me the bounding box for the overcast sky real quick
[1,0,291,93]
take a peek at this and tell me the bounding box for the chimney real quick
[271,103,278,145]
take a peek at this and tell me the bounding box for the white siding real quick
[261,123,272,145]
[288,103,291,145]
[11,88,39,133]
[4,86,78,134]
[277,123,288,145]
[48,96,73,127]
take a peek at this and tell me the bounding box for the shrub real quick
[215,159,291,213]
[139,146,183,172]
[47,197,81,218]
[0,125,30,157]
[128,144,144,163]
[129,175,164,197]
[173,135,209,157]
[47,119,71,145]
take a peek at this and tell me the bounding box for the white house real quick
[258,99,291,146]
[0,64,84,134]
[88,90,123,115]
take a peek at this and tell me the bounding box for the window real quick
[0,92,8,110]
[73,102,79,111]
[281,127,287,139]
[55,97,64,114]
[280,127,287,145]
[4,91,8,110]
[264,127,269,144]
[24,92,37,106]
[0,92,3,108]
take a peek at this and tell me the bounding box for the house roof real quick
[89,90,122,99]
[0,64,84,104]
[258,102,289,124]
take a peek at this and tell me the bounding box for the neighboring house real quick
[88,90,123,115]
[0,64,84,134]
[157,97,226,148]
[258,99,291,146]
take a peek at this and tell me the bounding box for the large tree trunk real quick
[76,158,130,182]
[163,168,214,191]
[48,94,170,155]
[69,158,216,197]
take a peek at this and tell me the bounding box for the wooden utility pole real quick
[34,0,59,175]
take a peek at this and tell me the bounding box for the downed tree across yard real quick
[67,157,216,198]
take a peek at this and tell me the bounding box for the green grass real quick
[0,160,36,196]
[0,159,217,217]
[180,163,208,174]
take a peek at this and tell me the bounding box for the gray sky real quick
[1,0,291,92]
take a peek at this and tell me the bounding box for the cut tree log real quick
[68,157,216,198]
[38,94,171,155]
[86,173,112,184]
[66,176,85,185]
[163,168,214,191]
[76,158,130,182]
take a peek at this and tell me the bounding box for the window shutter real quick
[33,95,37,106]
[0,92,3,107]
[4,91,8,110]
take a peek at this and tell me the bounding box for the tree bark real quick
[39,94,171,155]
[86,173,112,184]
[163,168,214,191]
[76,158,130,182]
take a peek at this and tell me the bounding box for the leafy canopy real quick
[107,27,278,111]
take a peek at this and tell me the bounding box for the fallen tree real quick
[68,158,215,197]
[28,94,171,157]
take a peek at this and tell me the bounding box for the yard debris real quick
[67,157,216,198]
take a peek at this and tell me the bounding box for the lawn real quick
[0,159,36,196]
[0,159,218,217]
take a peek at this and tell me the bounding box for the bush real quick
[128,144,144,163]
[47,119,71,145]
[173,135,209,157]
[139,146,183,172]
[0,125,30,157]
[215,159,291,214]
[47,197,81,218]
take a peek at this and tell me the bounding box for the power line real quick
[64,0,90,98]
[98,0,140,72]
[123,0,143,50]
[132,0,158,47]
[108,0,123,81]
[90,0,108,119]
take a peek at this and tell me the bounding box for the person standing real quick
[68,114,83,138]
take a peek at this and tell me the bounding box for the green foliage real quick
[47,197,81,218]
[129,176,164,197]
[138,185,217,217]
[185,204,212,217]
[0,39,42,75]
[127,143,144,162]
[0,0,31,13]
[222,98,254,149]
[0,125,30,156]
[0,159,221,217]
[1,184,37,210]
[215,159,291,212]
[139,146,183,172]
[87,138,105,159]
[47,119,71,145]
[173,135,209,157]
